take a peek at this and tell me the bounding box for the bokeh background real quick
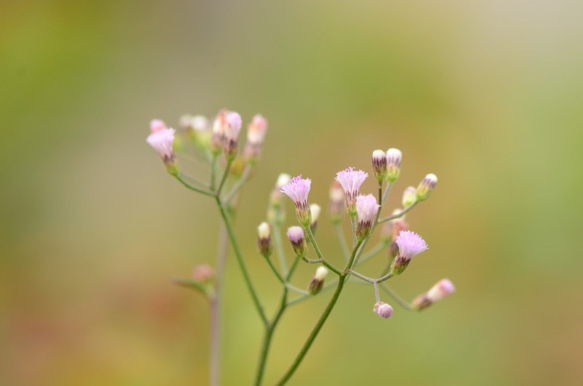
[2,1,583,385]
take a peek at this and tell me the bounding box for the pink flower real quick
[355,194,379,240]
[427,279,455,301]
[246,114,267,145]
[150,119,167,133]
[391,230,428,275]
[224,111,242,142]
[147,127,176,162]
[395,230,428,261]
[287,226,306,256]
[373,302,393,319]
[335,167,368,215]
[281,176,312,225]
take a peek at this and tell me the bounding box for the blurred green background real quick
[2,1,583,385]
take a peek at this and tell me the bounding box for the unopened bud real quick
[287,226,306,257]
[371,149,387,182]
[412,279,455,310]
[416,173,437,201]
[373,301,393,319]
[308,266,328,295]
[210,110,227,155]
[244,114,268,164]
[257,222,272,258]
[402,186,417,207]
[223,111,242,160]
[192,264,214,283]
[309,203,321,234]
[385,148,402,182]
[355,194,379,241]
[270,173,291,209]
[329,180,345,224]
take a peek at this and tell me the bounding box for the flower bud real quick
[385,148,402,182]
[416,173,437,201]
[223,111,242,160]
[309,203,321,234]
[244,114,268,164]
[402,186,417,207]
[373,301,393,319]
[287,226,306,258]
[192,264,214,283]
[355,194,379,241]
[257,222,272,258]
[371,149,387,182]
[329,180,345,224]
[210,109,227,155]
[308,266,328,295]
[412,279,455,310]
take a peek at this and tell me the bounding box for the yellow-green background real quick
[2,1,582,385]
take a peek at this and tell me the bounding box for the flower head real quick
[391,230,428,275]
[223,111,242,159]
[385,148,402,182]
[309,266,328,295]
[402,186,417,207]
[257,222,272,258]
[373,302,394,319]
[309,203,321,234]
[245,114,268,163]
[281,175,312,225]
[335,167,368,216]
[413,279,455,310]
[287,226,306,257]
[329,180,345,224]
[371,150,387,182]
[150,119,167,133]
[355,194,379,240]
[147,127,178,174]
[416,173,437,201]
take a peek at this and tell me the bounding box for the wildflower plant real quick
[146,110,454,386]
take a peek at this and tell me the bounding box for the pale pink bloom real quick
[427,279,455,301]
[373,302,393,319]
[146,127,175,162]
[355,194,379,239]
[281,176,312,225]
[287,226,306,256]
[224,111,242,142]
[247,114,268,145]
[356,194,379,225]
[150,119,167,133]
[335,167,368,214]
[281,175,311,206]
[395,230,428,262]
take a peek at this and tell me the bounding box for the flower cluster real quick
[146,109,454,384]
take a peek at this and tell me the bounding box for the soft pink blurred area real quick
[2,1,583,385]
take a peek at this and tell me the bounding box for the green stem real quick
[276,240,363,385]
[272,219,289,276]
[210,155,218,190]
[175,175,214,197]
[334,223,350,261]
[216,159,233,196]
[378,201,419,224]
[254,257,301,385]
[216,198,267,325]
[209,224,228,386]
[223,165,252,203]
[178,172,210,189]
[381,284,415,310]
[304,225,341,276]
[355,241,388,267]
